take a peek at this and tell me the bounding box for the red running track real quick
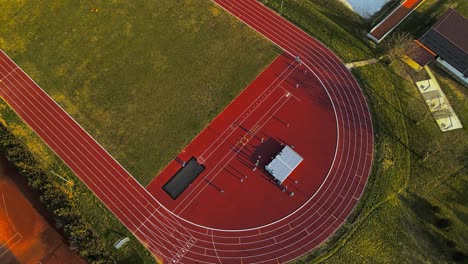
[0,0,374,263]
[146,53,338,230]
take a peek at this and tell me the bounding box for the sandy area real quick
[0,155,86,264]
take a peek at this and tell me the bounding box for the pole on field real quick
[280,0,284,13]
[51,171,70,183]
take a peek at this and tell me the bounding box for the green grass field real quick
[0,0,277,185]
[261,0,467,263]
[1,0,467,263]
[0,0,277,262]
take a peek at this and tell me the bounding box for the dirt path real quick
[0,154,86,264]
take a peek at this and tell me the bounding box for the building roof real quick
[419,9,468,76]
[407,40,436,67]
[367,0,424,43]
[265,146,303,184]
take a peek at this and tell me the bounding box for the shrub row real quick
[0,123,115,263]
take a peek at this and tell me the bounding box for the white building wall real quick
[436,57,468,87]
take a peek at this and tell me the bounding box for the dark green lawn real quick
[0,0,277,185]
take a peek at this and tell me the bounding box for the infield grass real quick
[0,0,277,262]
[0,0,277,185]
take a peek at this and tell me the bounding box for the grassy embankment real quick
[261,0,467,263]
[0,0,277,262]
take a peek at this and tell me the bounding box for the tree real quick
[383,32,415,64]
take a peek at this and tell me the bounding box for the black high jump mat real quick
[163,157,205,200]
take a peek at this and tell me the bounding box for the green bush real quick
[0,123,115,263]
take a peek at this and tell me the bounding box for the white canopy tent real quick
[265,146,303,184]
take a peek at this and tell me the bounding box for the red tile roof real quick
[431,9,468,54]
[419,9,468,75]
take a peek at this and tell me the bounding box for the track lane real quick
[0,0,373,262]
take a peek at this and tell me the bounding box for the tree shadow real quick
[380,122,422,159]
[355,69,419,125]
[385,64,430,105]
[399,192,439,225]
[119,252,144,264]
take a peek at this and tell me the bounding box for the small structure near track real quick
[163,157,205,199]
[266,146,303,185]
[114,237,130,249]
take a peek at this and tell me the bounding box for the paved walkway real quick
[345,58,380,69]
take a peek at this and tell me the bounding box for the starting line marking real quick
[0,232,23,257]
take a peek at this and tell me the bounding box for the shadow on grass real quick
[387,63,430,105]
[398,192,467,262]
[379,122,422,159]
[0,250,21,264]
[399,192,439,225]
[119,252,144,264]
[105,228,127,238]
[354,66,419,125]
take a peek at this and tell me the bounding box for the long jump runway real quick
[0,0,373,263]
